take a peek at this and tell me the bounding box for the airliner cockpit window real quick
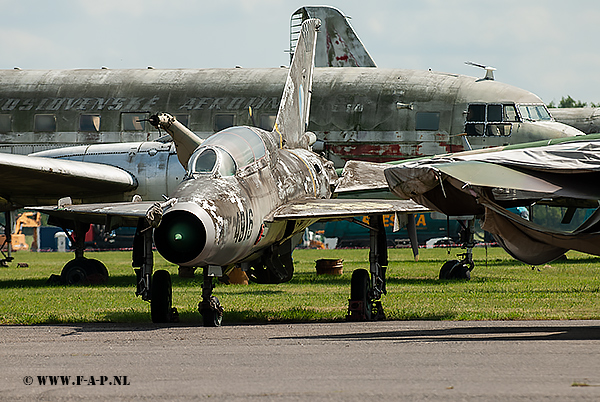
[201,126,266,169]
[517,104,552,121]
[504,105,518,122]
[465,103,512,137]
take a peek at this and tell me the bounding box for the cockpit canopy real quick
[187,126,267,176]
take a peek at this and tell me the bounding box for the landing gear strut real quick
[133,218,178,323]
[1,211,14,267]
[348,215,387,321]
[198,266,224,327]
[439,219,474,280]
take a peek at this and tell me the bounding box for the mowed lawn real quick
[1,247,600,325]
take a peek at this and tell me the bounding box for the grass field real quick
[1,247,600,325]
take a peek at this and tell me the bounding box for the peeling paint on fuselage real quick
[165,126,337,267]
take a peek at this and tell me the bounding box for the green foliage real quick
[1,248,600,325]
[548,95,600,108]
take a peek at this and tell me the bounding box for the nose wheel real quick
[198,266,224,327]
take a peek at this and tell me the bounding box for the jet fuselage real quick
[151,124,337,268]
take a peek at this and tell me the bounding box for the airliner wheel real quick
[439,260,471,280]
[60,258,99,285]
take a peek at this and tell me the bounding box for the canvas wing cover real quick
[0,153,137,210]
[383,139,600,264]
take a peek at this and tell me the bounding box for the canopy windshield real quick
[201,127,266,169]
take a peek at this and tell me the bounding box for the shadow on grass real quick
[0,272,475,289]
[0,274,137,289]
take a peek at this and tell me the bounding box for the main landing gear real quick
[347,215,387,321]
[439,219,474,280]
[57,222,109,284]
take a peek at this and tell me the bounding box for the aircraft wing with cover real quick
[383,138,600,265]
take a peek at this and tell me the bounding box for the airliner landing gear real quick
[439,219,474,280]
[198,266,224,327]
[59,222,108,284]
[1,211,14,267]
[348,215,387,321]
[61,257,109,284]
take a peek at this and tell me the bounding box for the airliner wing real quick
[0,153,137,209]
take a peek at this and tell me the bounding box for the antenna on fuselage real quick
[465,61,496,80]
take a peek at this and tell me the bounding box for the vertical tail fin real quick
[291,6,376,68]
[273,18,320,149]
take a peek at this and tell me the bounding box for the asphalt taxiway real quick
[1,320,600,401]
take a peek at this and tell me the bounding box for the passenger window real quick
[34,114,56,132]
[122,113,148,131]
[415,112,440,131]
[214,114,235,132]
[259,114,276,131]
[79,115,100,132]
[0,115,11,133]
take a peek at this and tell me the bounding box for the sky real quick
[1,0,599,105]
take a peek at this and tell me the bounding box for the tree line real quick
[547,95,600,108]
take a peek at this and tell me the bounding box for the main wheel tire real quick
[60,258,96,285]
[86,258,109,284]
[151,270,172,323]
[350,269,372,320]
[439,260,471,280]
